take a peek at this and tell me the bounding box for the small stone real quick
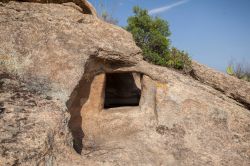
[46,96,52,100]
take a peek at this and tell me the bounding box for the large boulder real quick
[0,1,142,102]
[0,2,250,166]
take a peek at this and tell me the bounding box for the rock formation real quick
[1,0,97,15]
[0,1,250,166]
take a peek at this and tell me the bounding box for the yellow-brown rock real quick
[1,0,97,15]
[0,2,250,166]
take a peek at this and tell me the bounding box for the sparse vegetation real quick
[226,61,250,82]
[96,0,118,25]
[126,6,191,71]
[99,10,118,25]
[168,47,192,71]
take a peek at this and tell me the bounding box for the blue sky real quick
[89,0,250,72]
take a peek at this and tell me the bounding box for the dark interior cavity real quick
[104,73,141,108]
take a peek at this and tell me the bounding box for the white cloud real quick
[149,0,189,15]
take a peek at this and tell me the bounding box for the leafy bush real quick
[126,6,191,71]
[168,47,192,71]
[226,62,250,82]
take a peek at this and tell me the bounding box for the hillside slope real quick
[0,2,250,165]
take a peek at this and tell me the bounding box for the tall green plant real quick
[126,6,191,71]
[126,7,170,64]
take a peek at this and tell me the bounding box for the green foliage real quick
[226,65,234,75]
[226,62,250,82]
[126,7,170,61]
[126,6,191,71]
[168,47,192,71]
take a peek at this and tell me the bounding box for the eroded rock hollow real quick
[67,70,155,155]
[104,73,141,108]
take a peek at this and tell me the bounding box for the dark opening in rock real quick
[104,73,141,108]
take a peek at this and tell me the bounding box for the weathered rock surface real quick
[0,2,250,166]
[191,61,250,109]
[0,71,93,165]
[0,1,142,102]
[1,0,97,16]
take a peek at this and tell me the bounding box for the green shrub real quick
[168,47,192,71]
[126,6,191,71]
[226,62,250,82]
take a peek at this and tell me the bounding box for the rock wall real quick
[0,1,142,103]
[191,61,250,109]
[0,72,76,165]
[1,0,97,15]
[0,2,250,166]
